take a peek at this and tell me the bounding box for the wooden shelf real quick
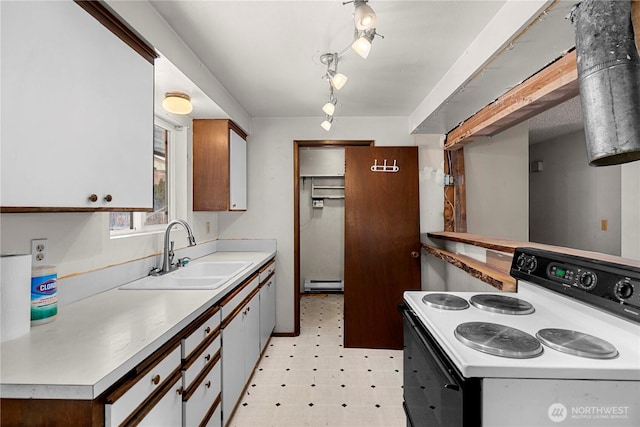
[427,232,640,268]
[423,245,516,292]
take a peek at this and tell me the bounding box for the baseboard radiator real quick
[304,279,344,292]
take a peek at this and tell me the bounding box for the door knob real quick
[411,251,420,258]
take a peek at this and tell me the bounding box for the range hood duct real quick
[571,0,640,166]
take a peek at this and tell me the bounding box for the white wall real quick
[217,116,414,333]
[529,129,622,255]
[464,121,529,241]
[621,161,640,260]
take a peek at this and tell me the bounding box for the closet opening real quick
[293,140,373,336]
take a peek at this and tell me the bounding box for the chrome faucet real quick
[154,219,196,275]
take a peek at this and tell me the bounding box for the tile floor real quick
[229,293,406,427]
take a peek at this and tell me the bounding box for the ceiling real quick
[149,1,579,138]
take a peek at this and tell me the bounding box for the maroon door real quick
[344,146,421,349]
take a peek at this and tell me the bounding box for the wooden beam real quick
[445,50,579,150]
[443,149,466,232]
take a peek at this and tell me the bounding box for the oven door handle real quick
[401,305,461,391]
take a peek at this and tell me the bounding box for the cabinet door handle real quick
[411,251,420,258]
[176,386,184,395]
[151,374,161,385]
[104,194,113,202]
[88,194,98,202]
[205,327,211,334]
[247,306,251,312]
[205,381,211,389]
[205,354,211,362]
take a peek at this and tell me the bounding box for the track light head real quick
[352,29,376,59]
[321,53,348,90]
[354,0,377,30]
[322,97,337,116]
[321,115,333,131]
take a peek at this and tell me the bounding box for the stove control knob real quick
[578,271,597,290]
[615,280,634,301]
[516,255,528,269]
[525,256,537,271]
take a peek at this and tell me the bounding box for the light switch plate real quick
[31,238,48,265]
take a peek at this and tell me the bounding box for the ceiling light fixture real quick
[321,115,333,131]
[320,53,348,90]
[162,92,192,115]
[352,0,377,30]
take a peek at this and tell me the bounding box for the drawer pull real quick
[205,381,211,389]
[104,194,113,202]
[88,194,98,202]
[205,354,211,362]
[176,386,184,395]
[151,374,161,385]
[205,327,211,334]
[247,306,251,313]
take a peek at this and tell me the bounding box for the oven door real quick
[400,303,480,427]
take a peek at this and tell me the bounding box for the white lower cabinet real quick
[136,376,183,427]
[259,271,276,352]
[222,287,261,426]
[221,307,244,425]
[183,361,221,427]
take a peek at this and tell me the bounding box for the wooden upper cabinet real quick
[193,119,248,211]
[0,0,155,212]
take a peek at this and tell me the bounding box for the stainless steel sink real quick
[120,261,253,290]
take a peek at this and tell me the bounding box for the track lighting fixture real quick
[321,115,333,131]
[315,1,382,131]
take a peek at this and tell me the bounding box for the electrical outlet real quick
[31,238,48,265]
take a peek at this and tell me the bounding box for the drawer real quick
[259,259,275,283]
[105,345,181,427]
[183,334,221,389]
[183,361,221,427]
[203,398,222,427]
[221,275,259,320]
[182,310,220,359]
[136,375,183,427]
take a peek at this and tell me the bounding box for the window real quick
[110,120,171,235]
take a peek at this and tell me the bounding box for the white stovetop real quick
[404,283,640,381]
[0,251,274,400]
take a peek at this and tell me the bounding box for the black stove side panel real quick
[510,247,640,324]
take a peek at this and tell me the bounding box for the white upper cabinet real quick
[0,1,154,211]
[229,129,247,211]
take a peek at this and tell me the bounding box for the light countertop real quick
[0,251,274,400]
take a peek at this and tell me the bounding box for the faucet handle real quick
[177,257,191,267]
